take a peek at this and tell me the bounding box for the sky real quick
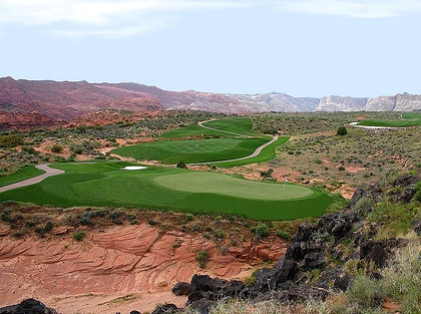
[0,0,420,97]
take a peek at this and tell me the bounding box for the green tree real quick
[336,126,348,136]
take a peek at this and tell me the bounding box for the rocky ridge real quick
[163,173,421,313]
[2,77,421,130]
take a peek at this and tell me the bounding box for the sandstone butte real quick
[0,223,286,313]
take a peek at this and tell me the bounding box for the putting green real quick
[155,172,313,200]
[0,162,333,220]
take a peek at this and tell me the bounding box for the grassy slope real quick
[162,117,258,139]
[161,124,230,138]
[0,165,45,188]
[111,137,269,164]
[0,162,332,220]
[202,118,258,136]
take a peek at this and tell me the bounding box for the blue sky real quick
[0,0,420,97]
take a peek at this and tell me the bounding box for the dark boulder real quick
[172,282,192,296]
[191,275,213,292]
[189,275,246,299]
[290,223,316,242]
[151,303,182,314]
[0,299,57,314]
[275,257,297,285]
[189,298,213,314]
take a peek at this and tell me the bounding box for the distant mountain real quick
[1,77,421,129]
[314,96,368,112]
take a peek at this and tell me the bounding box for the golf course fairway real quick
[0,162,332,221]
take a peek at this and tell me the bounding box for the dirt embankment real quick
[0,223,286,313]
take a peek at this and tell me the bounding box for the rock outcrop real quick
[0,299,57,314]
[170,173,421,313]
[314,96,368,112]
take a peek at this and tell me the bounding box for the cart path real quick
[0,164,64,193]
[190,121,279,165]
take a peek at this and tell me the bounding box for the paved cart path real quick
[0,164,64,193]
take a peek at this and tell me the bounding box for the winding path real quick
[190,121,279,165]
[0,164,64,193]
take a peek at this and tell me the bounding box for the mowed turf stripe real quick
[154,172,313,200]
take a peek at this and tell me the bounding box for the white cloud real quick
[0,0,248,38]
[274,0,421,18]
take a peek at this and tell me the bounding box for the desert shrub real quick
[51,144,63,154]
[0,134,24,148]
[73,146,83,155]
[73,230,86,241]
[1,208,13,222]
[177,160,187,169]
[382,243,421,312]
[338,165,346,171]
[195,250,210,268]
[213,229,225,240]
[354,197,373,214]
[191,224,202,232]
[148,218,158,226]
[251,223,270,239]
[347,275,385,310]
[275,229,291,240]
[184,213,194,222]
[22,146,36,154]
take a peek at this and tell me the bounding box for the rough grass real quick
[111,137,269,164]
[0,162,332,221]
[0,165,45,187]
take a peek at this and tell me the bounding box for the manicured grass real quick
[0,162,332,221]
[357,119,421,127]
[402,113,421,119]
[111,137,269,164]
[0,165,45,188]
[202,118,257,136]
[162,117,258,139]
[161,124,230,139]
[215,136,290,168]
[155,172,313,200]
